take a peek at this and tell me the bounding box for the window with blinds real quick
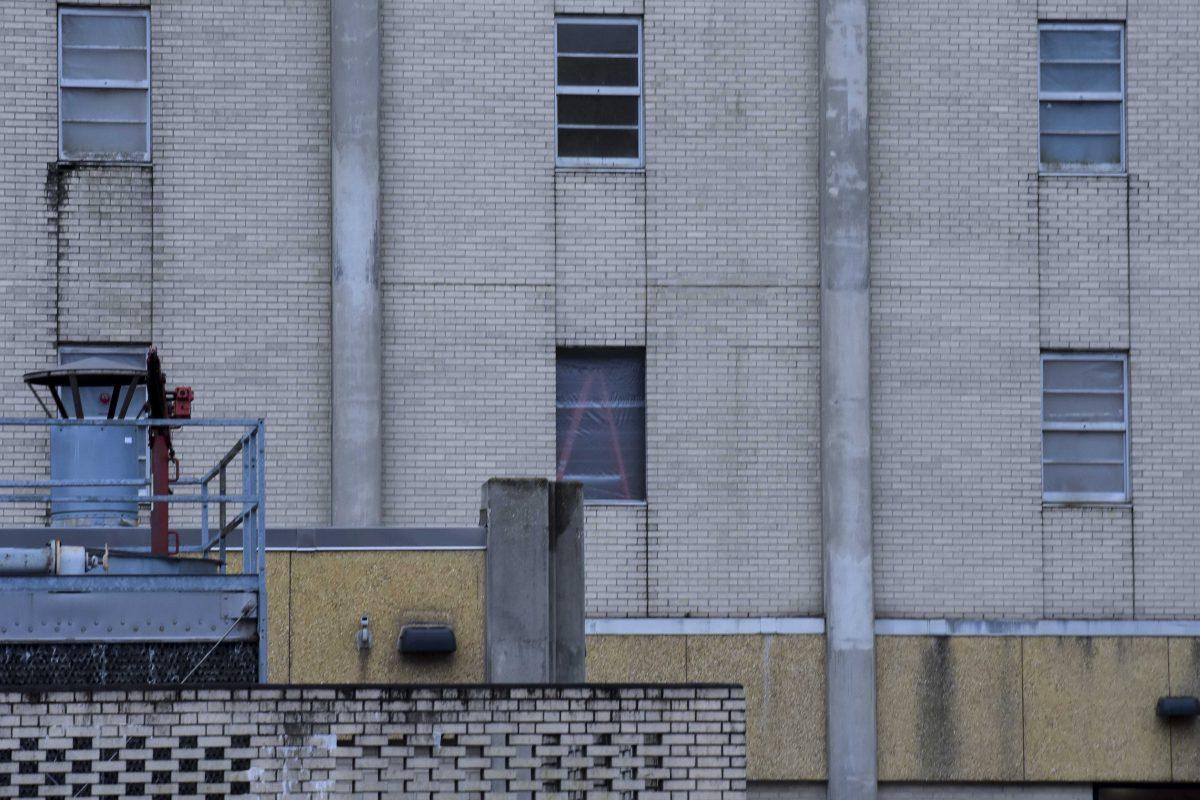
[1042,353,1129,503]
[555,17,643,168]
[59,7,151,162]
[1039,23,1124,173]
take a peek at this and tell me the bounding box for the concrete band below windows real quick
[587,617,1200,637]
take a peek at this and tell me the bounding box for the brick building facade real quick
[3,0,1199,798]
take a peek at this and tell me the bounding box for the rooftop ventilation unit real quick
[0,347,266,686]
[25,350,148,527]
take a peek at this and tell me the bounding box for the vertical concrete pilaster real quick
[482,478,586,683]
[482,478,553,682]
[551,481,586,682]
[819,0,878,797]
[331,0,383,526]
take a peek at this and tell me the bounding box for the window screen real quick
[556,349,646,502]
[1042,353,1129,503]
[555,17,643,167]
[1039,23,1124,173]
[59,7,151,162]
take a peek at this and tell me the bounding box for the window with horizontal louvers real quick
[556,349,646,502]
[555,17,643,168]
[1039,23,1124,173]
[1042,353,1129,503]
[59,8,151,162]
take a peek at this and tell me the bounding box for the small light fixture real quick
[399,624,456,656]
[355,616,373,652]
[1156,696,1200,719]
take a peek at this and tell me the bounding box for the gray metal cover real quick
[50,423,143,527]
[0,590,257,642]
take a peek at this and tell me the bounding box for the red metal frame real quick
[146,347,192,556]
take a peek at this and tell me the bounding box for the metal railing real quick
[0,418,266,577]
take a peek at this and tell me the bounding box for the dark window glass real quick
[557,56,639,88]
[1040,28,1121,61]
[1041,133,1122,170]
[1038,24,1123,172]
[556,349,646,502]
[1039,101,1121,134]
[557,22,638,54]
[558,129,639,159]
[556,18,641,164]
[58,9,150,162]
[1041,354,1128,503]
[558,95,639,126]
[1040,62,1122,93]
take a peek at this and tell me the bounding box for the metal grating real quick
[0,642,256,687]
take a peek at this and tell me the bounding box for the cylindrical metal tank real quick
[24,354,149,528]
[49,422,143,527]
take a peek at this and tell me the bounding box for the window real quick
[1042,353,1129,503]
[556,349,646,502]
[1039,22,1124,174]
[59,7,151,162]
[555,17,643,168]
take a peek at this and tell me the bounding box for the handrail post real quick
[254,420,268,681]
[241,432,253,575]
[219,465,227,546]
[200,478,210,549]
[256,421,266,573]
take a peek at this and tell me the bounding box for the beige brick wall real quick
[1038,0,1127,20]
[1041,506,1133,618]
[0,1,57,526]
[648,287,821,616]
[1038,178,1129,351]
[382,285,555,526]
[3,0,1200,622]
[870,0,1043,618]
[379,0,556,528]
[585,504,648,617]
[555,171,646,347]
[0,685,747,798]
[55,166,153,343]
[643,0,821,616]
[1128,0,1200,619]
[151,0,331,526]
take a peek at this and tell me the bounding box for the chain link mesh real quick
[0,641,257,686]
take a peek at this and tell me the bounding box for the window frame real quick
[58,6,152,163]
[1041,351,1130,505]
[1038,21,1126,176]
[555,347,648,505]
[554,15,644,170]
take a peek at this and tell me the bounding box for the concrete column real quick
[818,0,878,798]
[482,479,553,682]
[331,0,383,526]
[550,481,586,682]
[481,478,587,683]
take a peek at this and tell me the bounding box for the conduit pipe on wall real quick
[331,0,384,526]
[819,0,878,798]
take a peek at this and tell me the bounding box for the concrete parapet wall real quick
[0,684,746,798]
[588,633,826,782]
[252,550,485,685]
[588,631,1200,784]
[879,634,1200,783]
